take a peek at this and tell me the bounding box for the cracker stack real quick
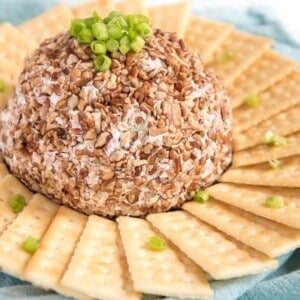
[0,1,299,299]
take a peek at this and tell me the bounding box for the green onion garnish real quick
[92,22,108,41]
[148,236,166,251]
[268,159,281,169]
[193,190,210,204]
[219,50,234,63]
[264,195,285,209]
[78,28,94,44]
[131,36,145,52]
[94,54,112,72]
[9,194,26,213]
[22,236,40,254]
[264,131,286,147]
[106,39,119,52]
[68,10,152,72]
[0,79,6,92]
[244,94,260,108]
[91,41,107,54]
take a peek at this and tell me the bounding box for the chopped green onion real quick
[84,11,101,28]
[264,131,286,147]
[135,22,152,37]
[148,236,166,251]
[107,21,123,39]
[78,29,94,44]
[244,94,260,108]
[94,54,112,72]
[103,11,121,24]
[131,36,145,52]
[92,22,108,41]
[9,194,26,213]
[91,41,107,54]
[269,159,281,169]
[22,236,40,254]
[126,14,139,27]
[264,195,285,209]
[106,39,119,52]
[219,50,234,63]
[0,79,6,92]
[137,14,149,23]
[69,20,87,37]
[119,43,130,54]
[193,190,210,204]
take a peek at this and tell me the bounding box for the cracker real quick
[233,71,300,133]
[221,155,300,188]
[207,31,272,86]
[60,215,140,300]
[0,163,9,178]
[115,0,148,15]
[18,5,73,47]
[72,0,113,19]
[0,23,34,111]
[183,200,300,257]
[0,175,33,235]
[0,194,59,278]
[234,103,300,151]
[117,217,212,299]
[230,50,296,108]
[207,183,300,230]
[233,131,300,167]
[148,1,192,37]
[23,206,88,298]
[147,211,277,280]
[184,16,234,64]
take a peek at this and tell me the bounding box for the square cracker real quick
[117,217,212,299]
[147,211,277,280]
[60,215,140,300]
[23,206,88,299]
[148,1,192,37]
[0,194,59,278]
[230,50,296,109]
[207,30,272,87]
[183,199,300,257]
[207,183,300,230]
[184,16,234,64]
[0,175,33,235]
[220,155,300,188]
[72,0,113,18]
[0,23,34,111]
[234,103,300,151]
[233,71,300,134]
[233,131,300,167]
[115,0,148,15]
[18,5,73,47]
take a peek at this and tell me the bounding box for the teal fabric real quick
[0,1,299,299]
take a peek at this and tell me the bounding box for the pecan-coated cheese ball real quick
[0,29,232,217]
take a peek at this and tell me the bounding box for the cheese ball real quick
[0,29,232,217]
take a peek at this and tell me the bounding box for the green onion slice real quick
[244,94,260,108]
[69,20,87,37]
[0,79,6,93]
[92,22,108,41]
[94,54,112,72]
[106,39,119,52]
[268,159,281,169]
[131,36,145,52]
[77,29,94,44]
[219,50,234,63]
[91,41,107,54]
[84,11,101,28]
[148,236,166,251]
[9,194,26,213]
[22,236,40,254]
[193,190,210,204]
[264,131,286,147]
[264,195,285,209]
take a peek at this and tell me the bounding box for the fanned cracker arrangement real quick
[0,1,299,299]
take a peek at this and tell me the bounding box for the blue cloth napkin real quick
[0,1,299,299]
